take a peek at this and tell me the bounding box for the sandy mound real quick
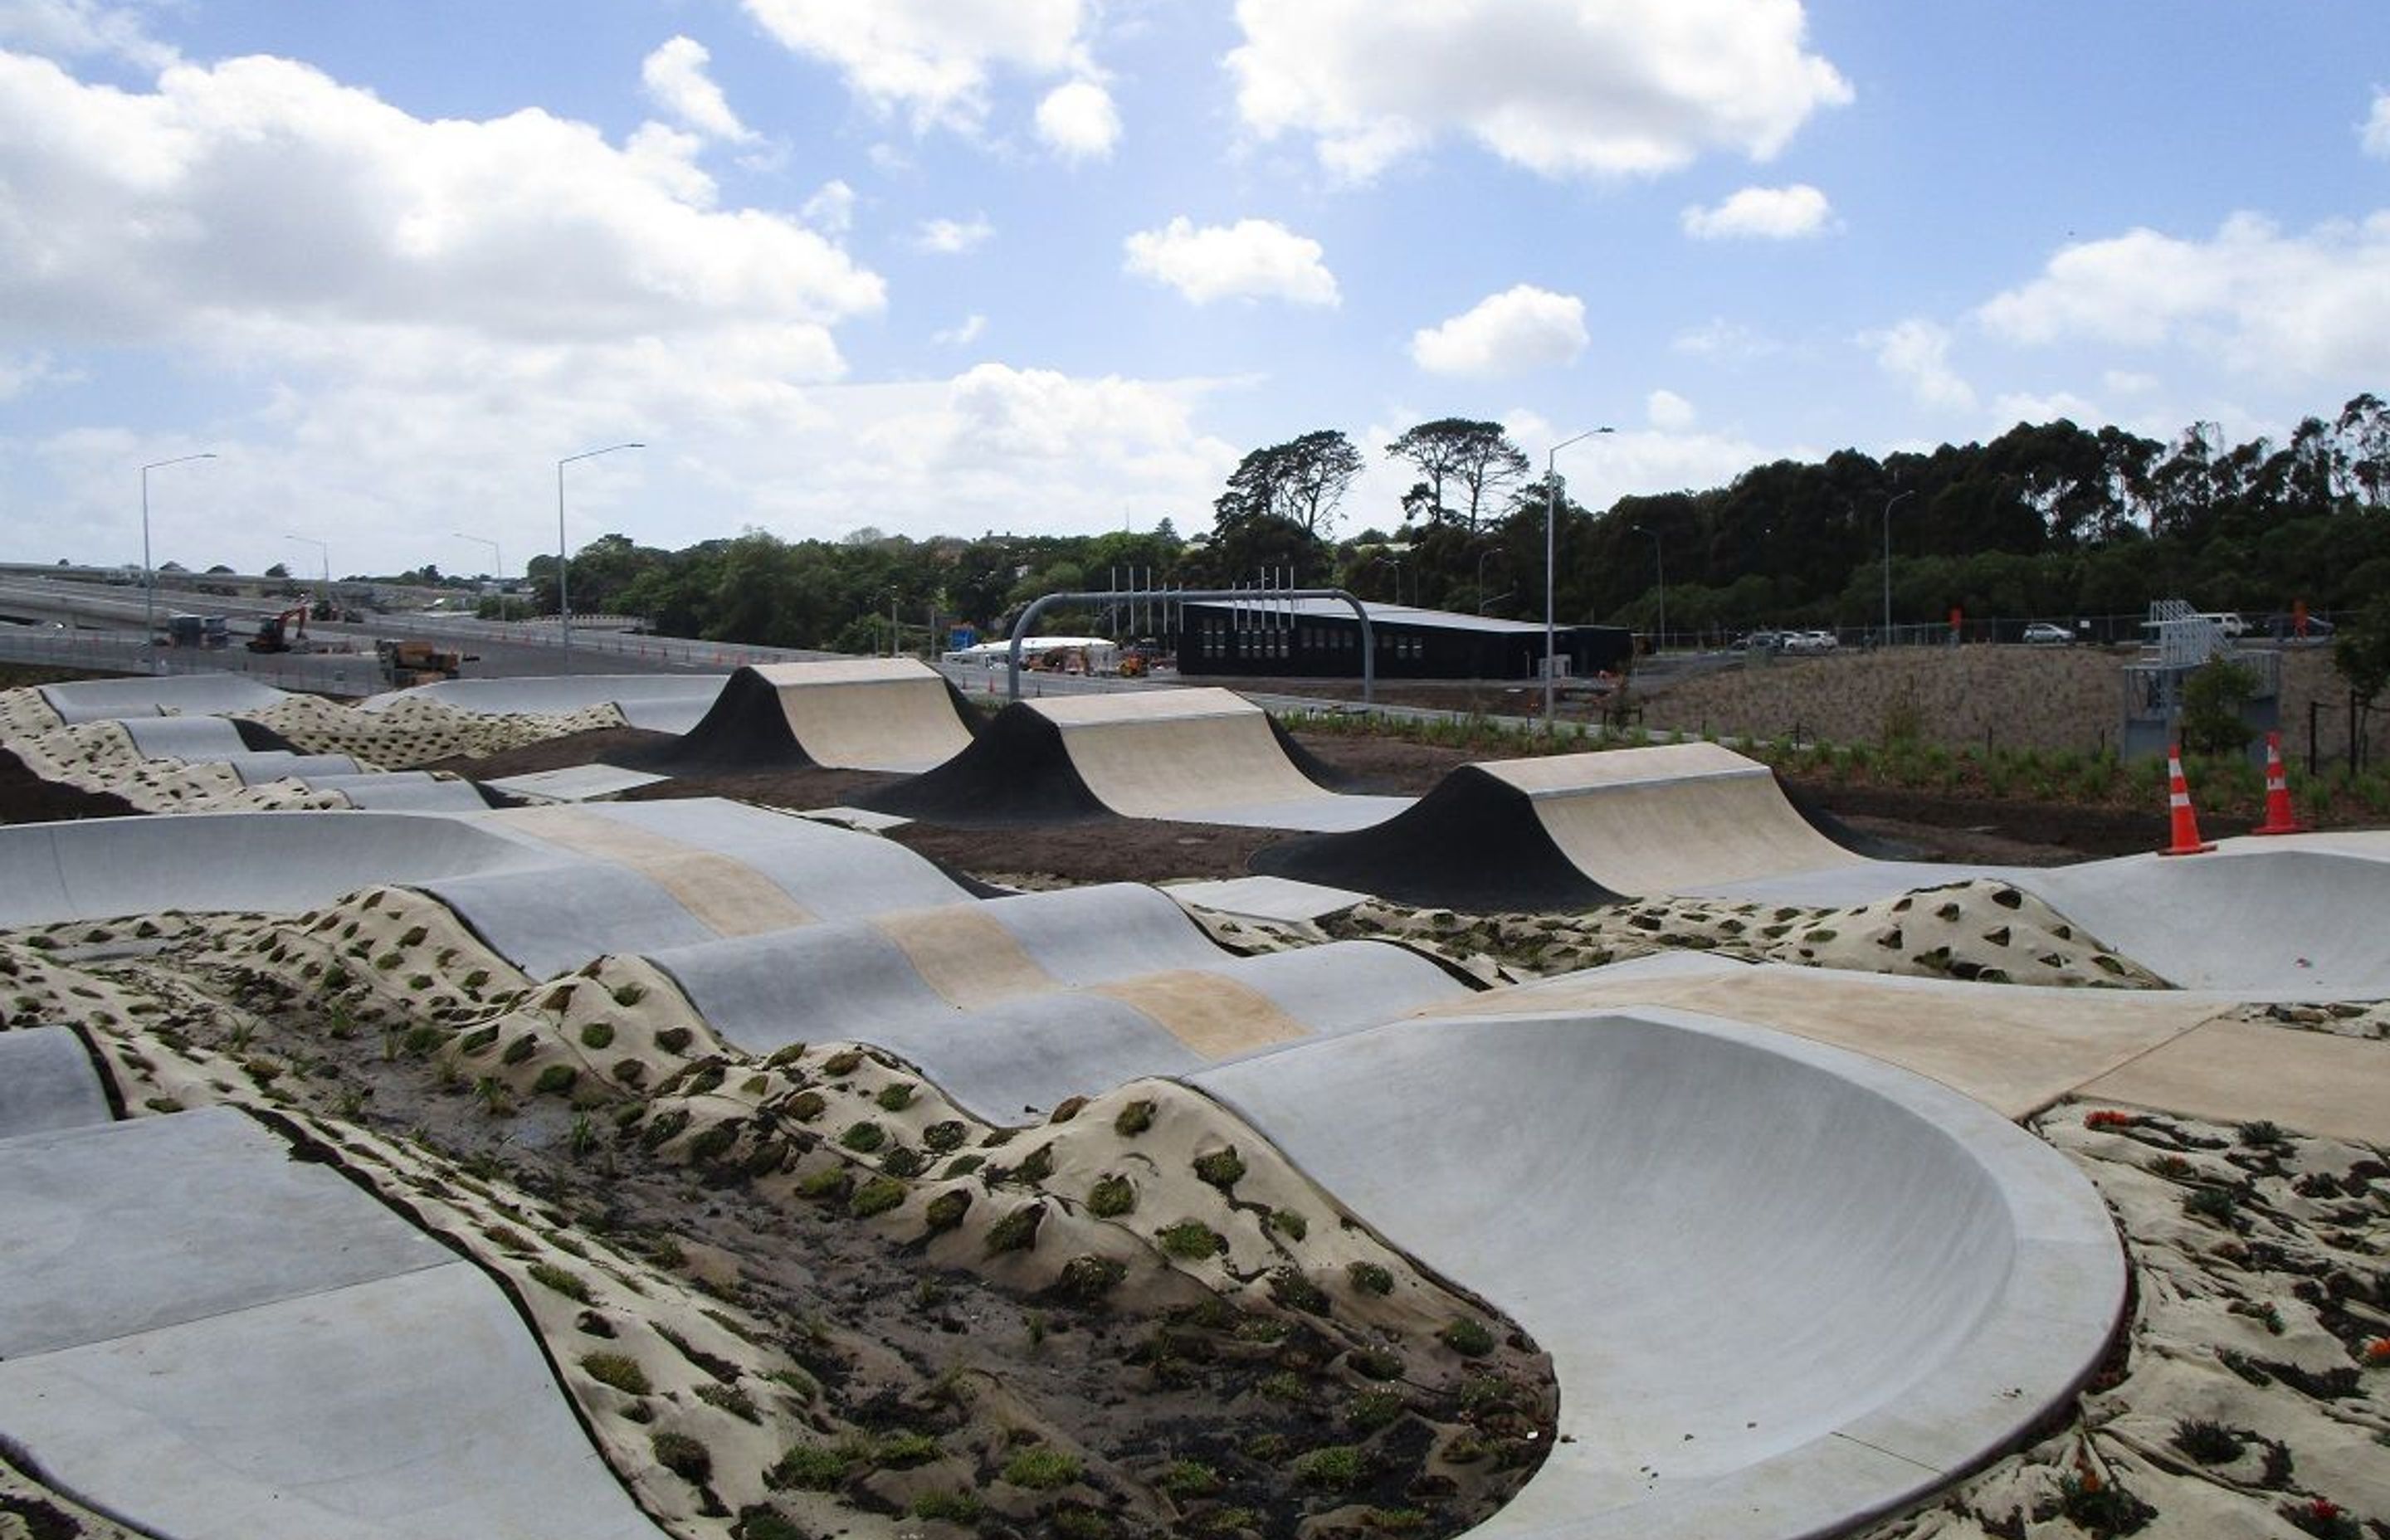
[1267,878,2168,991]
[253,693,628,767]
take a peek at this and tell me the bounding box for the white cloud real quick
[1646,388,1696,431]
[1976,212,2390,381]
[0,51,884,358]
[1671,317,1779,360]
[800,178,855,235]
[740,0,1092,134]
[1036,78,1119,161]
[641,36,756,144]
[915,214,993,254]
[1227,0,1852,180]
[1993,390,2102,425]
[2364,90,2390,159]
[934,314,988,347]
[1681,183,1834,240]
[0,0,174,68]
[1410,285,1588,377]
[1870,319,1976,412]
[1122,217,1339,306]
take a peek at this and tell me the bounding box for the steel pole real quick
[139,452,216,675]
[1882,489,1914,646]
[556,441,644,675]
[1542,428,1610,729]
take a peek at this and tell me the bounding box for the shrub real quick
[986,1202,1044,1253]
[526,1262,592,1303]
[1440,1318,1497,1357]
[580,1352,651,1396]
[769,1442,849,1491]
[910,1490,984,1523]
[1087,1174,1136,1218]
[1347,1260,1396,1296]
[1000,1445,1082,1490]
[533,1064,577,1097]
[924,1189,972,1232]
[839,1120,886,1153]
[1158,1221,1224,1260]
[1291,1445,1364,1489]
[1114,1099,1156,1137]
[1056,1255,1128,1299]
[2170,1419,2245,1464]
[876,1081,915,1112]
[923,1119,968,1153]
[849,1176,906,1219]
[1193,1147,1246,1191]
[1158,1460,1222,1498]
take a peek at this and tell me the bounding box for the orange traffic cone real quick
[2158,743,2216,856]
[2251,730,2309,836]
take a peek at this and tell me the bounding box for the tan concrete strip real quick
[2078,1020,2390,1145]
[1478,740,1768,793]
[1439,966,2230,1119]
[1091,970,1311,1059]
[1057,711,1330,819]
[493,807,815,936]
[773,675,973,771]
[871,906,1057,1009]
[1524,771,1866,894]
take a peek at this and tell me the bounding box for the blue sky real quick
[2,0,2385,578]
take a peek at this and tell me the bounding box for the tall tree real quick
[1214,430,1363,539]
[1384,419,1531,532]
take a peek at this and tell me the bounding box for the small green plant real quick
[910,1489,984,1523]
[839,1120,886,1153]
[2057,1468,2153,1537]
[821,1048,865,1076]
[986,1203,1044,1253]
[533,1064,577,1096]
[1057,1254,1127,1299]
[1269,1266,1330,1316]
[924,1189,971,1231]
[768,1442,849,1491]
[567,1114,598,1159]
[526,1262,592,1303]
[650,1430,711,1483]
[876,1081,915,1112]
[1158,1221,1224,1260]
[579,1352,651,1396]
[923,1119,968,1153]
[1440,1318,1497,1357]
[1346,1386,1406,1431]
[1158,1460,1222,1499]
[611,982,646,1006]
[848,1176,906,1219]
[1193,1146,1246,1190]
[1000,1445,1083,1489]
[873,1430,942,1468]
[1270,1208,1308,1241]
[2170,1419,2246,1464]
[1087,1173,1136,1217]
[1291,1445,1364,1490]
[783,1089,827,1122]
[1114,1099,1156,1137]
[654,1026,693,1055]
[1347,1260,1396,1295]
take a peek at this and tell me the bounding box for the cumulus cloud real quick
[740,0,1092,134]
[933,313,988,346]
[1227,0,1851,179]
[0,51,883,358]
[1121,217,1339,306]
[2365,91,2390,158]
[1976,212,2390,380]
[1646,388,1696,431]
[1681,183,1835,240]
[800,178,856,235]
[0,0,174,68]
[641,36,755,144]
[1036,78,1119,161]
[1410,285,1588,377]
[1671,317,1779,360]
[915,214,994,254]
[1870,319,1976,412]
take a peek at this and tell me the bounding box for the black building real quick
[1176,599,1632,681]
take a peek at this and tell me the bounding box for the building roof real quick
[1183,597,1612,636]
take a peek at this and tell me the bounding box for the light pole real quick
[455,532,502,586]
[285,534,330,621]
[1544,427,1612,727]
[1881,489,1914,646]
[140,452,217,675]
[1634,524,1665,655]
[557,442,643,673]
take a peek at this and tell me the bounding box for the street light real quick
[1881,489,1914,646]
[1544,427,1612,727]
[1634,524,1665,656]
[454,532,502,585]
[557,442,644,673]
[285,534,330,622]
[140,451,217,675]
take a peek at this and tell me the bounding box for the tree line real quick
[520,394,2390,649]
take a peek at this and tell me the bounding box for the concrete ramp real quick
[0,1108,658,1538]
[653,659,978,772]
[39,673,293,724]
[652,883,1471,1116]
[0,1028,114,1140]
[867,688,1406,831]
[1193,1008,2125,1539]
[2018,838,2390,995]
[363,674,728,733]
[1256,743,1870,908]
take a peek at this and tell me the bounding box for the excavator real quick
[246,606,310,653]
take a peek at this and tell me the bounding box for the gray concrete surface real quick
[0,1027,112,1140]
[227,753,367,782]
[0,1108,659,1538]
[297,771,491,811]
[363,673,729,732]
[485,763,670,802]
[38,672,294,724]
[1193,1007,2126,1540]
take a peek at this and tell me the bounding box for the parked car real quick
[1783,630,1839,655]
[2269,612,2335,641]
[1730,631,1784,654]
[2022,621,2073,646]
[2202,611,2249,639]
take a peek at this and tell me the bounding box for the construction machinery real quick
[375,638,475,688]
[246,606,310,653]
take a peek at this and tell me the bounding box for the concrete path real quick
[38,671,293,724]
[1193,1006,2125,1540]
[654,883,1469,1116]
[0,1108,659,1538]
[362,673,729,733]
[656,659,977,772]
